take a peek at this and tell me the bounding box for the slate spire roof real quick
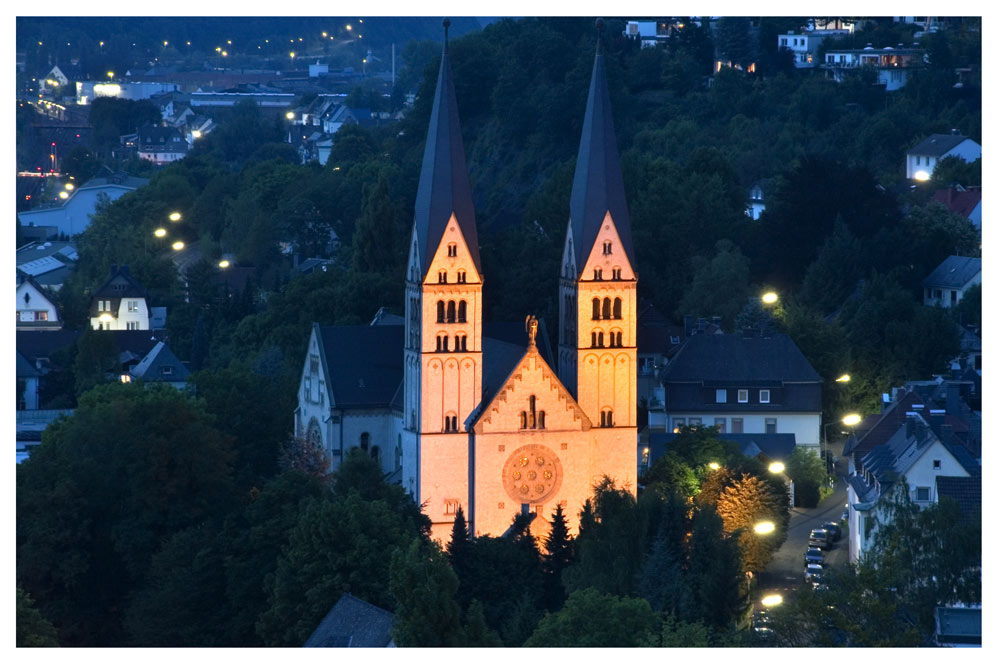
[567,23,635,276]
[412,19,481,275]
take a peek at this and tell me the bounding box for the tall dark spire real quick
[412,18,481,274]
[567,22,635,276]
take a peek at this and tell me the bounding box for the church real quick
[295,24,638,540]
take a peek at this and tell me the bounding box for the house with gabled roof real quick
[304,593,395,647]
[90,265,151,331]
[17,174,148,238]
[846,411,979,563]
[136,125,188,164]
[922,255,981,308]
[906,132,981,180]
[653,331,823,454]
[128,340,189,388]
[932,186,982,229]
[16,272,62,330]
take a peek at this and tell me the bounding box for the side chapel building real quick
[296,25,637,539]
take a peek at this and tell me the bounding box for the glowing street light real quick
[169,212,181,222]
[218,259,230,269]
[107,71,114,80]
[761,291,779,305]
[754,521,775,535]
[286,111,295,120]
[835,374,851,383]
[768,462,785,474]
[58,191,69,199]
[842,413,862,427]
[761,594,783,607]
[99,313,113,323]
[171,241,185,251]
[64,183,74,191]
[708,462,721,471]
[913,170,930,181]
[153,228,167,238]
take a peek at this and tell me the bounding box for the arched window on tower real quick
[437,301,445,323]
[598,332,605,348]
[592,297,601,320]
[613,298,622,319]
[602,298,611,320]
[457,270,466,283]
[371,445,380,462]
[538,411,546,429]
[458,300,467,323]
[615,331,623,347]
[520,411,528,429]
[528,395,537,428]
[447,300,456,323]
[447,243,457,257]
[438,270,447,284]
[600,409,614,428]
[591,331,598,348]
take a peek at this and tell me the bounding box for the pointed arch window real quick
[437,300,445,323]
[613,298,622,319]
[458,300,467,323]
[592,297,601,320]
[602,298,611,320]
[447,300,456,323]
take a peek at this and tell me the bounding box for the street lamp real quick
[760,594,783,607]
[835,374,851,383]
[218,259,230,269]
[754,521,775,535]
[153,228,167,238]
[286,111,295,120]
[171,241,185,251]
[823,413,863,466]
[761,291,779,305]
[169,212,181,222]
[708,462,721,471]
[768,462,785,474]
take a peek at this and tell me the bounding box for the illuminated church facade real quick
[296,27,637,540]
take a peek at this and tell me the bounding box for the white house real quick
[89,265,151,331]
[136,125,188,165]
[652,331,823,454]
[16,273,61,330]
[906,133,982,181]
[846,411,979,563]
[17,175,148,238]
[822,46,924,91]
[922,255,981,308]
[777,29,849,68]
[746,180,768,219]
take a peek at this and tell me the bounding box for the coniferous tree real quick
[446,505,472,580]
[389,540,465,647]
[541,504,574,611]
[683,506,745,630]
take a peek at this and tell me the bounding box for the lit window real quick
[738,389,748,403]
[760,389,770,404]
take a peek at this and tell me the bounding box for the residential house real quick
[746,179,769,219]
[955,326,981,374]
[934,607,982,647]
[136,125,188,164]
[651,331,823,453]
[16,351,41,411]
[922,255,981,308]
[304,594,395,647]
[777,29,850,68]
[90,265,151,331]
[822,46,924,91]
[127,341,190,389]
[845,411,979,563]
[932,186,982,229]
[76,80,179,105]
[16,273,62,330]
[906,132,982,181]
[635,301,685,409]
[622,21,672,48]
[17,174,148,238]
[16,241,78,290]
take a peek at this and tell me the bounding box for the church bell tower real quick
[403,20,483,538]
[558,21,638,431]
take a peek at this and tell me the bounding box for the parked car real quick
[822,521,842,541]
[804,547,824,566]
[809,528,832,549]
[805,563,824,585]
[752,611,775,639]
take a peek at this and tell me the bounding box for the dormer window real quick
[760,389,770,404]
[447,243,457,257]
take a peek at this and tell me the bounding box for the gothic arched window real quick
[600,409,614,428]
[613,298,622,319]
[592,297,600,320]
[458,300,467,323]
[437,300,445,323]
[447,300,456,323]
[602,298,611,320]
[598,332,605,348]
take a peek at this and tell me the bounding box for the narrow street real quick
[754,442,850,609]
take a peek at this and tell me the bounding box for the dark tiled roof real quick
[935,475,982,523]
[908,133,975,157]
[412,41,481,275]
[303,593,394,647]
[842,390,920,461]
[130,341,190,382]
[16,351,40,378]
[92,265,148,300]
[645,431,797,466]
[319,325,405,409]
[931,187,981,218]
[922,255,981,289]
[662,333,821,383]
[16,329,82,365]
[568,47,635,276]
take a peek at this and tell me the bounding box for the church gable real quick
[473,346,591,435]
[579,211,635,280]
[423,213,482,286]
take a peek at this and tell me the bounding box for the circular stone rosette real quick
[501,444,563,505]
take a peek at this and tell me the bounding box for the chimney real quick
[946,383,962,415]
[928,409,945,436]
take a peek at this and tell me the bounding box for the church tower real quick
[558,22,638,432]
[403,20,483,537]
